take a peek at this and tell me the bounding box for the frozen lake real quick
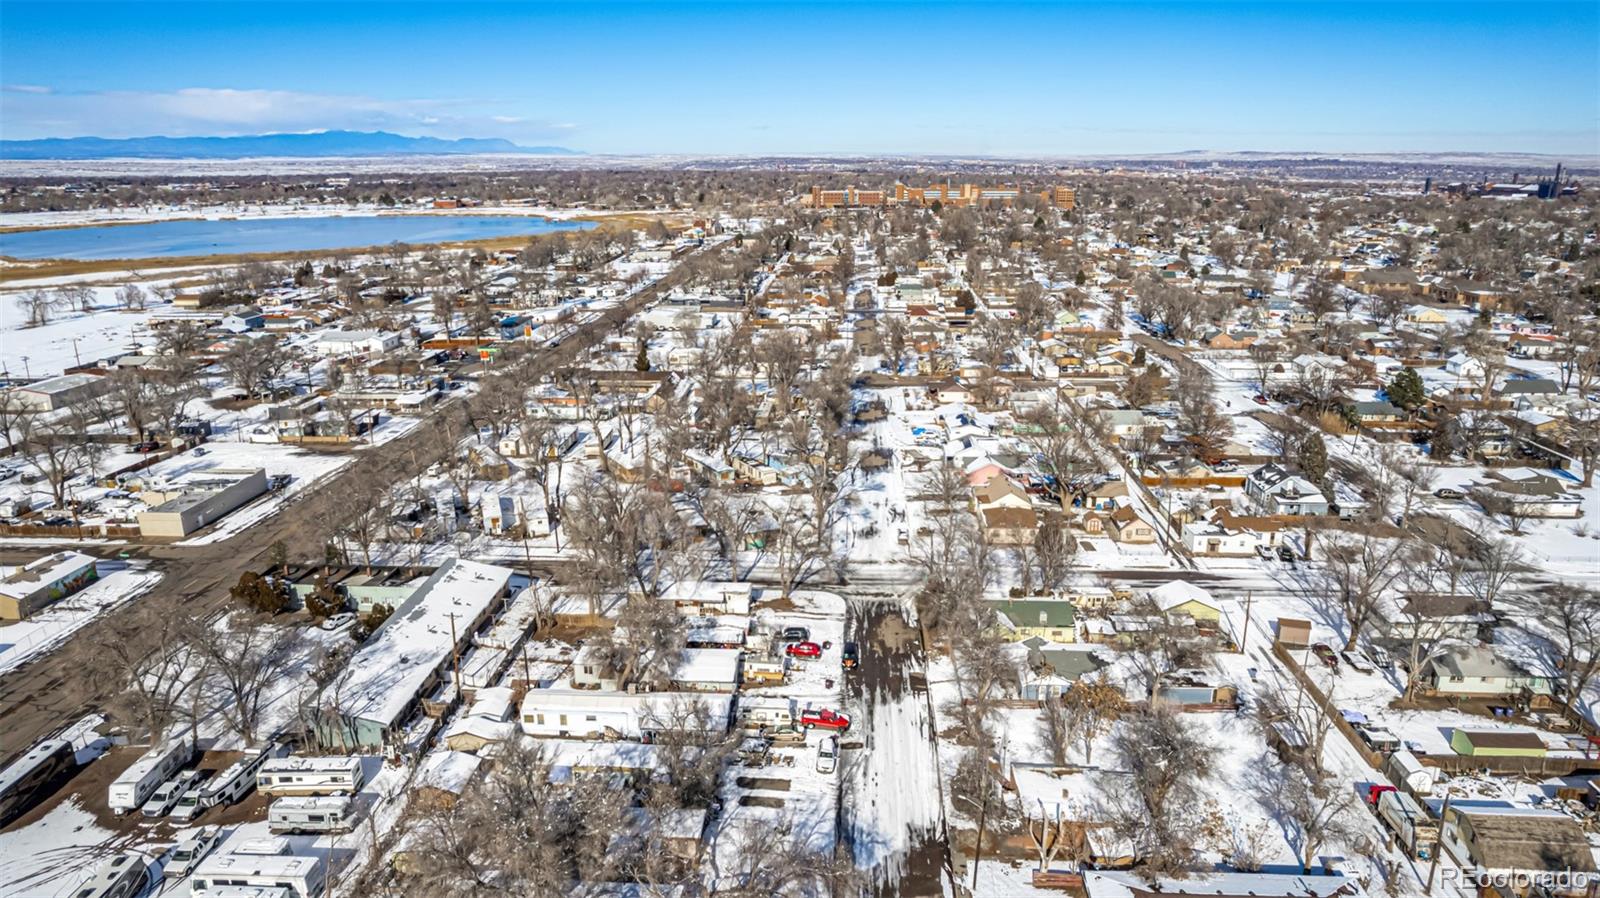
[0,214,594,260]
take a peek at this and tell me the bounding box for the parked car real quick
[1433,487,1465,500]
[784,641,822,659]
[1275,545,1296,562]
[799,708,851,731]
[1368,645,1395,670]
[1341,650,1375,674]
[1253,394,1270,405]
[192,447,208,456]
[842,642,859,670]
[169,778,211,823]
[133,441,161,453]
[319,613,357,632]
[815,736,839,775]
[1255,545,1274,560]
[779,627,810,643]
[140,770,200,818]
[164,826,223,880]
[1311,643,1339,670]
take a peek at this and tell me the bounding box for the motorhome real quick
[257,756,364,796]
[736,698,794,733]
[190,851,325,898]
[268,795,358,834]
[70,852,147,898]
[0,738,75,825]
[107,734,194,815]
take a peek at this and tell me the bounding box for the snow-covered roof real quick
[1148,580,1221,612]
[338,559,513,730]
[1084,870,1358,898]
[416,750,481,795]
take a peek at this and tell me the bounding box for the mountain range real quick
[0,130,580,160]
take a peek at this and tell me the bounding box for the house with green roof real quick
[988,598,1077,643]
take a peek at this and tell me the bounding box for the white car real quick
[319,613,357,632]
[141,770,201,818]
[169,780,210,823]
[814,735,839,775]
[165,826,223,880]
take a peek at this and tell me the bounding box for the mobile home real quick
[520,689,732,741]
[256,756,364,797]
[108,734,194,815]
[268,795,358,834]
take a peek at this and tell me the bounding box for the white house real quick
[652,581,754,616]
[315,329,403,356]
[1244,463,1330,516]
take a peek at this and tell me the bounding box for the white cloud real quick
[0,87,574,142]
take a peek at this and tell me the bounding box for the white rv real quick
[190,851,325,898]
[268,795,358,834]
[71,852,148,898]
[257,756,364,797]
[202,743,285,809]
[107,734,194,815]
[736,698,794,733]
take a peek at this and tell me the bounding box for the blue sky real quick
[2,1,1596,155]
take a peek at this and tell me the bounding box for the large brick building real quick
[809,182,1074,211]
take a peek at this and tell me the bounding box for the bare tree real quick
[194,616,299,746]
[582,592,685,691]
[1321,531,1408,652]
[1097,708,1218,875]
[1525,584,1600,715]
[74,601,202,741]
[1272,763,1362,873]
[115,283,148,310]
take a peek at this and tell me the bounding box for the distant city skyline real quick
[2,1,1596,156]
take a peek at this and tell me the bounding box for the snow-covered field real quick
[0,287,159,377]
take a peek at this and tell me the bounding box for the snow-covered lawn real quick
[0,563,161,675]
[0,287,159,377]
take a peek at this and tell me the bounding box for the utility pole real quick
[1425,793,1451,894]
[971,780,990,892]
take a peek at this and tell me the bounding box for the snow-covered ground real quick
[0,563,161,675]
[0,287,159,377]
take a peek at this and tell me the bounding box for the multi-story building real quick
[809,182,1075,209]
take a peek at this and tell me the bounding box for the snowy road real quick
[842,599,950,898]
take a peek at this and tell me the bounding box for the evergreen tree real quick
[1386,366,1427,413]
[1298,431,1329,487]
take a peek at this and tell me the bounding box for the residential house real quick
[1149,581,1224,624]
[1420,645,1552,698]
[988,599,1077,643]
[1244,463,1330,516]
[1106,505,1156,544]
[982,505,1038,545]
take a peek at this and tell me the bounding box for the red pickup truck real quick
[799,708,851,731]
